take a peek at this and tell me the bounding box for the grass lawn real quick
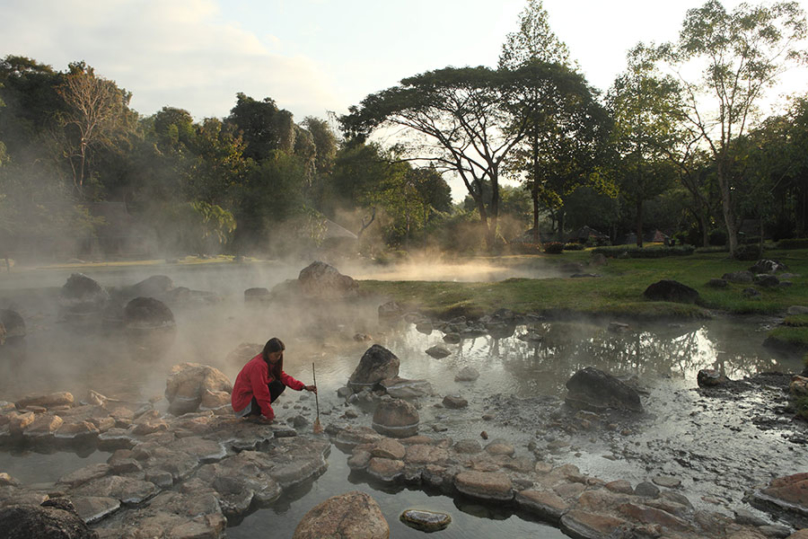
[358,247,808,321]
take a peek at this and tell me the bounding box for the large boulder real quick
[749,473,808,528]
[0,498,98,539]
[165,363,233,416]
[298,261,357,299]
[127,275,174,299]
[565,367,643,413]
[372,398,419,438]
[59,273,109,321]
[124,297,176,362]
[292,491,389,539]
[348,345,400,393]
[643,280,700,304]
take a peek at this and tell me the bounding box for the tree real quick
[227,93,296,161]
[661,0,808,256]
[499,0,571,70]
[342,65,590,248]
[56,62,133,197]
[608,45,680,246]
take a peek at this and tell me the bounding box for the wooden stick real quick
[312,362,322,433]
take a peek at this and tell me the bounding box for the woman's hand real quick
[305,384,318,394]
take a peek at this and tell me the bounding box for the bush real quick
[543,242,564,254]
[591,245,695,258]
[563,243,585,251]
[694,246,729,254]
[709,229,727,246]
[511,242,543,255]
[777,238,808,250]
[733,244,761,261]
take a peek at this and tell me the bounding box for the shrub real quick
[591,245,695,258]
[695,246,729,254]
[777,238,808,250]
[733,244,761,261]
[543,242,564,254]
[563,243,585,251]
[709,229,727,246]
[512,242,543,255]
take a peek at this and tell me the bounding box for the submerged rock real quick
[372,398,419,438]
[379,377,432,398]
[59,273,109,323]
[425,345,451,359]
[565,367,643,413]
[293,491,389,539]
[124,297,176,361]
[697,369,730,388]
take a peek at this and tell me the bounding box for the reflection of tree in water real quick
[496,320,786,397]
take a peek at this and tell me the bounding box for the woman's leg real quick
[268,380,286,403]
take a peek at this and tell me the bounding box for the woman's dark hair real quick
[262,337,285,379]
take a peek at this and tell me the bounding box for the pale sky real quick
[2,0,806,124]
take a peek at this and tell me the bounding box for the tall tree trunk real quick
[717,160,739,256]
[532,184,540,243]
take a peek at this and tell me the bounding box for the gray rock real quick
[454,471,513,501]
[380,377,433,399]
[425,345,452,359]
[455,367,480,382]
[348,345,400,393]
[635,481,660,498]
[164,363,232,416]
[565,367,642,413]
[750,259,788,274]
[697,369,730,387]
[643,279,700,304]
[707,278,728,288]
[72,496,121,524]
[723,271,754,283]
[298,261,357,299]
[442,333,461,344]
[788,306,808,316]
[755,274,781,287]
[442,395,468,409]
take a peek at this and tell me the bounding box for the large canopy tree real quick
[660,0,808,256]
[341,64,595,248]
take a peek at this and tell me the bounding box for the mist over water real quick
[0,258,805,536]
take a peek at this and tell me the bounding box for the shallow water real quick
[228,451,567,539]
[0,261,804,530]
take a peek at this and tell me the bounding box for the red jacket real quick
[231,354,305,420]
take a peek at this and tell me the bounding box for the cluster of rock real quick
[335,425,801,539]
[707,259,798,297]
[0,387,330,538]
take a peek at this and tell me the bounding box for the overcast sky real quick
[3,0,807,124]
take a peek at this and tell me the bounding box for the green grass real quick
[358,248,808,321]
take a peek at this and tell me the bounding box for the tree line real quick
[1,0,807,260]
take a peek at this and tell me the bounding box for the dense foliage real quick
[1,0,807,261]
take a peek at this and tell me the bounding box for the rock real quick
[124,297,176,361]
[750,473,808,528]
[225,342,263,367]
[755,274,781,287]
[25,414,64,436]
[71,475,158,504]
[0,499,99,539]
[372,398,419,438]
[455,367,480,382]
[591,253,608,266]
[60,273,109,318]
[653,476,682,488]
[565,367,643,413]
[370,438,407,460]
[348,345,400,393]
[400,509,451,532]
[454,439,483,453]
[791,375,808,397]
[72,496,121,524]
[788,306,808,315]
[635,481,661,498]
[643,279,700,304]
[244,287,271,304]
[454,471,513,501]
[723,271,754,284]
[378,301,405,323]
[292,491,389,539]
[442,395,468,409]
[708,278,728,288]
[485,440,515,457]
[561,509,628,539]
[697,369,730,388]
[744,287,761,298]
[516,490,570,523]
[298,261,357,299]
[0,309,25,339]
[415,321,433,335]
[750,259,788,274]
[608,322,630,333]
[425,345,452,359]
[165,363,232,416]
[127,275,174,298]
[443,333,461,344]
[16,392,74,409]
[367,457,405,482]
[379,377,433,398]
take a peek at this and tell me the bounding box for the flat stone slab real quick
[454,471,513,501]
[517,489,570,523]
[400,509,451,532]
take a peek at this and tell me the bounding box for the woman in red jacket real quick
[231,337,317,422]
